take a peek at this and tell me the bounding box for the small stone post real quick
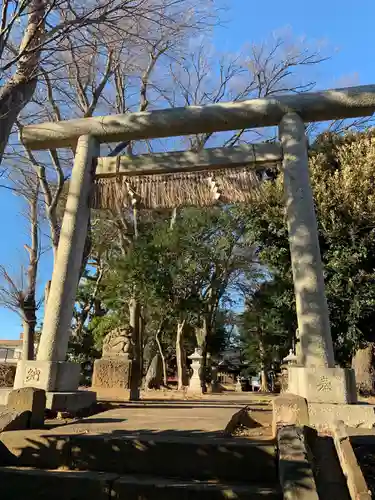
[188,348,203,394]
[235,376,242,392]
[210,364,220,393]
[16,135,99,401]
[279,113,334,368]
[279,113,356,403]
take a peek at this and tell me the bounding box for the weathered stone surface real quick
[92,358,131,389]
[224,406,262,436]
[277,426,319,500]
[0,430,70,468]
[144,353,163,389]
[0,467,116,500]
[7,387,46,428]
[21,84,375,151]
[288,366,357,404]
[69,433,277,483]
[272,394,309,437]
[21,361,80,392]
[304,426,351,500]
[0,427,276,484]
[112,476,280,499]
[187,348,203,394]
[332,421,371,500]
[45,391,96,412]
[0,409,30,432]
[280,113,334,368]
[0,363,16,387]
[101,327,133,359]
[0,388,11,405]
[308,402,375,431]
[37,135,99,364]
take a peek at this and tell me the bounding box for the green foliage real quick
[73,204,259,377]
[242,130,375,364]
[239,281,291,372]
[99,205,258,327]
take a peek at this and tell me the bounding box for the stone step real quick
[0,430,277,483]
[0,466,282,500]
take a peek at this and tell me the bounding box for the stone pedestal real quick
[92,357,132,389]
[273,393,375,433]
[19,360,80,392]
[187,348,203,394]
[8,387,46,428]
[46,391,96,412]
[288,366,357,404]
[13,360,96,412]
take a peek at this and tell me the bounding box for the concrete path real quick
[47,394,273,438]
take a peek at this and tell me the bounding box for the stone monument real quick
[92,327,133,389]
[144,353,163,389]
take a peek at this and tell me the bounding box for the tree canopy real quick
[242,130,375,365]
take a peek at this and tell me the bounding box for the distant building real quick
[0,336,22,363]
[0,333,39,363]
[215,348,248,384]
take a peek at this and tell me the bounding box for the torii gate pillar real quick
[14,135,97,411]
[279,113,356,404]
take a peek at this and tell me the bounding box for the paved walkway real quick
[48,393,273,438]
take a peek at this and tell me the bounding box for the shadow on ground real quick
[0,423,327,499]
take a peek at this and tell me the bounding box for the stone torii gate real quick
[16,85,375,412]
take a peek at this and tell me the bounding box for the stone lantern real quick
[188,348,203,394]
[235,375,242,392]
[283,349,298,365]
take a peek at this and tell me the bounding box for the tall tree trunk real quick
[129,297,141,401]
[155,322,167,387]
[0,0,45,165]
[21,182,39,361]
[139,310,145,379]
[176,320,188,390]
[21,314,35,361]
[352,344,374,395]
[259,334,269,393]
[196,317,209,393]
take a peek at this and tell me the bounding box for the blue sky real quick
[1,0,375,339]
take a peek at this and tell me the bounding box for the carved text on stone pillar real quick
[25,367,41,383]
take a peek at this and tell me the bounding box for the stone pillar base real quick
[46,391,96,412]
[15,360,80,392]
[273,393,375,432]
[187,377,203,395]
[288,366,357,404]
[92,358,131,389]
[308,402,375,431]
